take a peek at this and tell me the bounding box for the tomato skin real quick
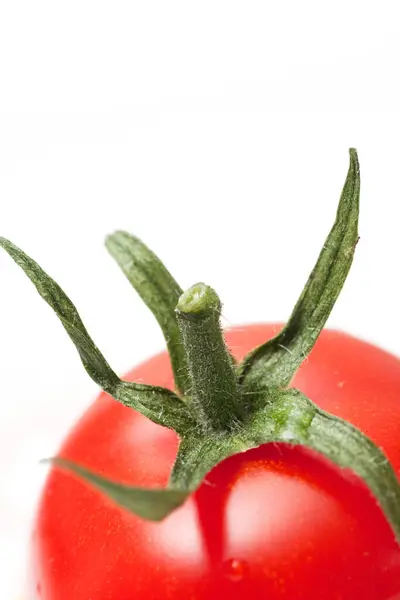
[32,324,400,600]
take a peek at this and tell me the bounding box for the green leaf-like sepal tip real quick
[2,149,400,543]
[238,148,360,389]
[106,232,190,395]
[0,237,195,436]
[46,458,189,521]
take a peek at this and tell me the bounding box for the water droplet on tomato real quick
[223,558,248,582]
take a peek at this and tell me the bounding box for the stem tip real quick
[176,283,221,320]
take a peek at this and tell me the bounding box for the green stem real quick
[176,283,242,432]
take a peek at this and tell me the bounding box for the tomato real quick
[32,324,400,600]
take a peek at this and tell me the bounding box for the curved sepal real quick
[117,381,196,434]
[106,231,189,396]
[0,237,120,392]
[247,387,400,542]
[0,237,194,435]
[48,457,189,521]
[238,148,360,390]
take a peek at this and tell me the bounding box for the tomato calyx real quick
[2,149,400,543]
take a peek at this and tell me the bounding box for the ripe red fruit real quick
[33,326,400,599]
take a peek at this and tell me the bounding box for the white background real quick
[1,1,400,597]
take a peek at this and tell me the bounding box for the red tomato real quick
[32,324,400,600]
